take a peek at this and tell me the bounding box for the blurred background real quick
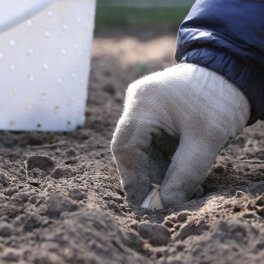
[95,0,195,30]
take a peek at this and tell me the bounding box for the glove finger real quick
[111,115,160,205]
[160,135,222,207]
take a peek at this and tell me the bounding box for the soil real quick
[0,27,264,264]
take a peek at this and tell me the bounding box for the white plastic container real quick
[0,0,96,131]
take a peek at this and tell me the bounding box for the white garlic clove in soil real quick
[140,184,164,210]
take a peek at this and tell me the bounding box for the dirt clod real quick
[103,83,116,95]
[24,213,41,231]
[64,148,77,157]
[51,167,74,179]
[256,150,264,160]
[0,222,14,237]
[27,155,55,173]
[2,250,20,262]
[138,223,170,246]
[46,194,77,218]
[255,194,264,207]
[176,211,192,223]
[68,188,84,201]
[0,172,9,186]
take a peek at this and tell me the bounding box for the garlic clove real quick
[140,184,164,210]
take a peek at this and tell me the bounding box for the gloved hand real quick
[111,63,250,208]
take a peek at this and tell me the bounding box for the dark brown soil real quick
[0,28,263,264]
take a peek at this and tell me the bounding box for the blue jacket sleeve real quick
[176,0,264,124]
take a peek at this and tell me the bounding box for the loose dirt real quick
[0,28,263,264]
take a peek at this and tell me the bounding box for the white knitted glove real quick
[111,63,250,208]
